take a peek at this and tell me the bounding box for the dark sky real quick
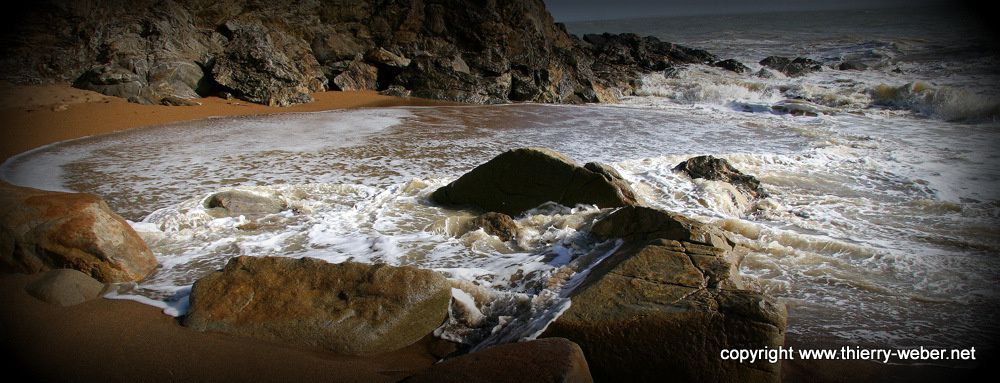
[544,0,949,22]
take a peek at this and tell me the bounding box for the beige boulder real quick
[0,183,156,283]
[184,256,452,356]
[471,212,518,241]
[25,268,106,306]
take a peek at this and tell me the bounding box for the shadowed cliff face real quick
[0,0,716,106]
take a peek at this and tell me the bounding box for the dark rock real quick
[714,58,750,74]
[584,162,639,205]
[674,155,768,199]
[837,61,868,71]
[25,268,106,306]
[471,212,518,242]
[184,256,452,356]
[204,190,287,217]
[431,148,638,216]
[160,95,201,106]
[542,206,786,382]
[404,338,593,383]
[591,205,735,253]
[760,56,822,77]
[73,64,151,104]
[211,21,327,106]
[0,183,157,283]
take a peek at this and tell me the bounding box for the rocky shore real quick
[2,0,747,107]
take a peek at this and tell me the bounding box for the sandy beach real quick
[0,83,460,382]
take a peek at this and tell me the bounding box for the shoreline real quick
[0,82,456,163]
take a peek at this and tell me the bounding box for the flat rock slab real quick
[404,337,593,383]
[184,256,452,356]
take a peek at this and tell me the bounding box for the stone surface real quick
[0,183,157,283]
[403,338,593,383]
[1,0,724,106]
[674,155,768,199]
[24,268,105,306]
[543,206,786,382]
[431,148,638,216]
[471,212,519,242]
[184,256,452,356]
[759,56,823,77]
[838,61,868,71]
[714,58,750,74]
[203,190,287,217]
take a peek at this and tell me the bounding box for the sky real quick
[543,0,949,22]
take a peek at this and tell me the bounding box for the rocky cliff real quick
[1,0,723,106]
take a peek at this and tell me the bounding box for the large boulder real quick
[432,148,638,216]
[24,268,106,306]
[184,256,452,356]
[404,338,593,383]
[203,190,287,217]
[713,58,750,74]
[0,183,157,283]
[674,155,768,200]
[591,205,736,252]
[542,206,786,382]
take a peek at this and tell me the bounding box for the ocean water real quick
[3,6,999,353]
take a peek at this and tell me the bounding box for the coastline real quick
[0,83,455,163]
[0,84,457,381]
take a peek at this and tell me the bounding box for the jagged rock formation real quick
[2,0,731,106]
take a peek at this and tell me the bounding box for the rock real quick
[591,205,735,253]
[471,212,518,241]
[404,338,593,383]
[365,48,412,69]
[380,85,412,98]
[837,61,868,71]
[584,162,639,205]
[25,268,106,306]
[543,206,786,382]
[714,58,750,74]
[159,95,201,106]
[331,59,380,91]
[759,56,822,77]
[431,148,638,216]
[73,64,151,104]
[184,256,452,356]
[674,155,768,200]
[203,190,287,217]
[0,183,157,283]
[211,21,327,106]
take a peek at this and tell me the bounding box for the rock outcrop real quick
[713,58,751,74]
[2,0,725,106]
[759,56,822,77]
[24,268,106,306]
[543,205,786,382]
[0,183,157,283]
[674,155,768,200]
[184,256,452,356]
[431,148,638,216]
[404,338,593,383]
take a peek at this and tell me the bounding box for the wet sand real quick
[0,82,454,163]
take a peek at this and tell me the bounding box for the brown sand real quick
[0,82,454,162]
[0,83,458,382]
[0,273,445,382]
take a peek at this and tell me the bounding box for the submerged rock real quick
[543,206,785,382]
[674,155,768,200]
[184,256,452,356]
[838,61,869,71]
[760,56,822,77]
[0,183,157,283]
[25,268,106,306]
[431,148,638,216]
[204,190,287,217]
[713,58,750,74]
[404,338,593,383]
[471,212,519,242]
